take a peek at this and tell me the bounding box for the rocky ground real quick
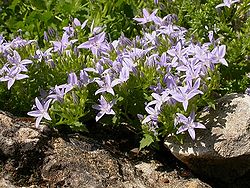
[0,110,211,188]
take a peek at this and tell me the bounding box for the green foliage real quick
[139,133,154,150]
[0,0,157,43]
[156,0,250,94]
[50,88,89,132]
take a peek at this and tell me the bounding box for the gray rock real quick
[164,93,250,185]
[0,113,48,157]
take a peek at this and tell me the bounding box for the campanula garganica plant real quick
[0,1,249,149]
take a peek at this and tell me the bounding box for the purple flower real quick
[92,95,115,121]
[129,47,153,59]
[170,78,203,111]
[147,90,173,110]
[144,31,158,46]
[142,105,160,124]
[216,0,240,8]
[95,74,118,96]
[150,82,165,94]
[73,18,81,26]
[67,72,78,86]
[0,35,4,44]
[191,44,209,62]
[122,56,137,72]
[10,37,35,49]
[211,45,228,66]
[52,33,69,53]
[84,61,104,75]
[48,84,71,103]
[34,48,53,63]
[167,41,186,66]
[0,64,9,75]
[245,88,250,96]
[27,98,52,128]
[44,31,49,41]
[163,73,178,90]
[205,32,220,48]
[207,31,213,45]
[90,24,103,35]
[176,58,202,81]
[133,9,158,25]
[63,25,75,37]
[175,111,206,140]
[153,14,178,26]
[146,53,159,67]
[77,32,109,57]
[112,66,130,85]
[0,67,29,90]
[0,38,8,55]
[56,72,79,94]
[48,28,56,37]
[159,52,171,67]
[117,33,132,47]
[158,24,186,40]
[51,33,77,54]
[73,18,88,29]
[79,70,91,86]
[7,50,32,72]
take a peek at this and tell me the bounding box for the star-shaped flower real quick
[0,67,29,89]
[78,32,109,57]
[133,9,158,24]
[142,105,160,125]
[175,111,206,140]
[92,95,116,122]
[27,98,52,128]
[95,74,118,96]
[215,0,240,8]
[7,50,32,72]
[170,79,203,111]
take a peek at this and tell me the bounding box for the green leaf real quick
[139,134,154,150]
[9,0,21,11]
[70,121,88,132]
[30,0,47,10]
[208,101,216,110]
[41,11,53,22]
[112,116,117,124]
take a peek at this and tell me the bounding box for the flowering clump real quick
[0,8,229,149]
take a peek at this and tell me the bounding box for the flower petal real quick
[35,97,44,112]
[43,112,52,121]
[27,110,41,117]
[176,124,188,134]
[96,111,105,122]
[188,128,196,140]
[35,116,43,128]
